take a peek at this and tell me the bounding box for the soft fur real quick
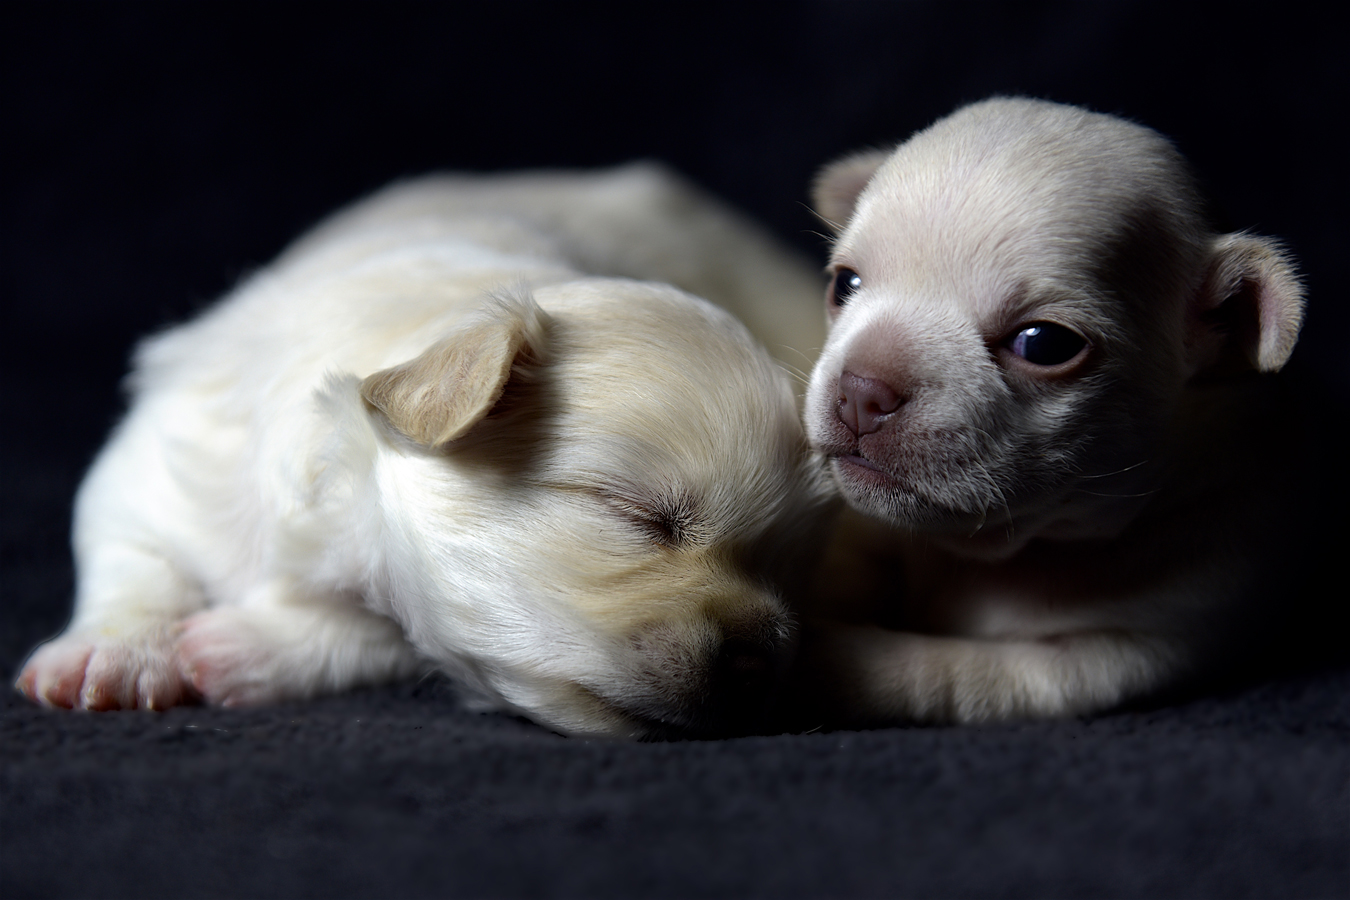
[15,164,835,738]
[793,98,1309,724]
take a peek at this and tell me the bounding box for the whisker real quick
[966,456,1013,541]
[770,344,829,390]
[1075,459,1151,479]
[775,361,810,389]
[796,200,840,239]
[1074,488,1159,499]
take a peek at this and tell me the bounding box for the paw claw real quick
[16,624,190,712]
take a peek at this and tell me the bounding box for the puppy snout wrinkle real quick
[837,371,903,436]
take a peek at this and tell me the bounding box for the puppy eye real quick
[602,491,699,548]
[830,268,862,307]
[1005,323,1087,366]
[637,514,683,547]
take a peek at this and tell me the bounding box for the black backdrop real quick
[3,3,1347,898]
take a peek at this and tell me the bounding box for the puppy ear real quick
[811,149,891,232]
[360,293,550,447]
[1188,233,1305,374]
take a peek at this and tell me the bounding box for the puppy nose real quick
[837,370,903,436]
[712,637,776,708]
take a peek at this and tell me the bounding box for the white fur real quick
[795,99,1307,723]
[16,165,834,738]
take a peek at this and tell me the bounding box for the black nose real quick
[713,638,776,705]
[837,370,903,436]
[624,615,789,738]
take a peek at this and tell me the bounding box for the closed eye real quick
[600,490,701,548]
[627,507,686,547]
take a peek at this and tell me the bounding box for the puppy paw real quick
[15,622,194,711]
[176,603,420,707]
[176,609,298,707]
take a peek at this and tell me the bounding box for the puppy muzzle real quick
[618,615,790,739]
[836,370,905,437]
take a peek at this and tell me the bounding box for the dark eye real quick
[831,267,862,307]
[1005,323,1087,366]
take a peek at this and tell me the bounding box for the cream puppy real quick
[16,165,834,738]
[797,98,1307,723]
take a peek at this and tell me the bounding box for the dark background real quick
[3,3,1346,898]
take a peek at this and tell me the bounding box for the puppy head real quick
[805,98,1303,553]
[358,282,833,737]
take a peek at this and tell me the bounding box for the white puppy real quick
[15,165,834,738]
[795,98,1308,723]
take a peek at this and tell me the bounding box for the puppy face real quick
[358,280,832,737]
[805,99,1302,553]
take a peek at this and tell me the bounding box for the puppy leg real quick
[175,587,422,707]
[798,624,1184,724]
[16,545,204,710]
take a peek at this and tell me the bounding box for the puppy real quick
[15,164,834,738]
[795,98,1308,724]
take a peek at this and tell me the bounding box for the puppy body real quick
[17,165,833,738]
[798,99,1308,723]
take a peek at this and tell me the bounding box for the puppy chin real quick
[827,452,984,533]
[813,414,998,534]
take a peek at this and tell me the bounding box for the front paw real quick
[15,622,195,711]
[175,608,292,707]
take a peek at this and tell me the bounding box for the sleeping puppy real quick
[795,97,1309,724]
[15,164,834,738]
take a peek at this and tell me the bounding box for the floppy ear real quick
[1188,233,1305,374]
[360,294,550,447]
[811,149,891,232]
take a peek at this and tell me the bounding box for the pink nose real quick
[837,370,903,436]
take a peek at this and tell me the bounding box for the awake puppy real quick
[796,98,1309,723]
[15,165,834,738]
